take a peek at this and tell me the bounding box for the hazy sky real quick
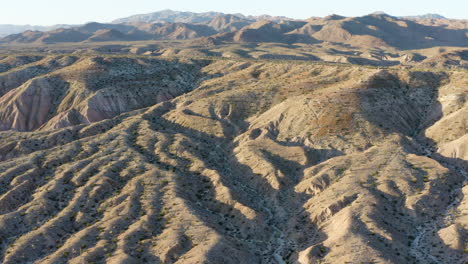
[1,0,466,25]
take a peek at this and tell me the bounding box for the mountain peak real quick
[368,11,395,18]
[324,14,346,20]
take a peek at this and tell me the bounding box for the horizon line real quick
[0,9,463,27]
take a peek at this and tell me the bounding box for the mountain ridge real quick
[1,10,462,38]
[1,13,466,51]
[401,13,448,19]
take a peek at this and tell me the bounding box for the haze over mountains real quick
[112,9,293,24]
[402,13,447,19]
[0,10,466,49]
[0,9,302,37]
[0,24,73,38]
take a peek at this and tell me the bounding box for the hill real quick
[0,54,466,264]
[0,24,72,38]
[0,9,467,264]
[308,13,467,49]
[207,15,253,33]
[2,13,466,51]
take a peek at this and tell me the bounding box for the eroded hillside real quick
[0,56,467,264]
[0,55,206,131]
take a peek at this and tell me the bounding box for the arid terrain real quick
[1,11,467,70]
[0,10,467,264]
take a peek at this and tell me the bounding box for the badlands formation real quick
[0,54,466,264]
[0,8,467,264]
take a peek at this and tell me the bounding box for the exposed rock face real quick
[0,76,69,131]
[0,56,466,264]
[0,56,205,131]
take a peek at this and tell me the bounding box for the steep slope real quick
[0,56,466,264]
[0,55,45,74]
[418,50,468,69]
[0,56,206,131]
[86,29,131,42]
[202,13,467,49]
[0,24,72,38]
[1,29,89,44]
[206,15,253,33]
[1,13,466,50]
[424,71,468,162]
[152,23,217,40]
[227,20,307,43]
[311,14,468,49]
[0,30,49,44]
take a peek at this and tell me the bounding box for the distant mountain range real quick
[0,11,466,50]
[401,13,447,19]
[0,24,73,37]
[112,9,227,24]
[0,9,292,37]
[112,9,292,24]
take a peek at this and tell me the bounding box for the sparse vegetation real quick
[0,42,466,264]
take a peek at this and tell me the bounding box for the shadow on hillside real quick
[142,103,331,263]
[357,70,467,262]
[343,16,468,50]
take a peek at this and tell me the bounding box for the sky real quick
[1,0,466,25]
